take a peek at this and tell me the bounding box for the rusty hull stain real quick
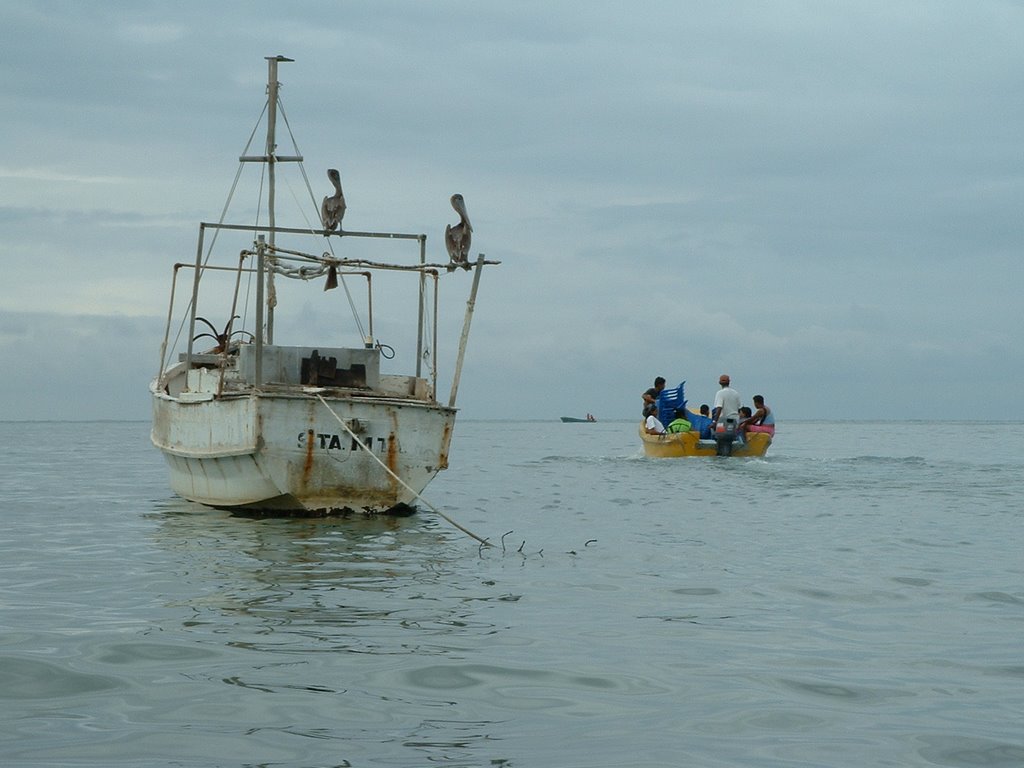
[301,428,316,488]
[386,411,401,487]
[438,419,452,470]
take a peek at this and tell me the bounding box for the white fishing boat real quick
[150,57,498,515]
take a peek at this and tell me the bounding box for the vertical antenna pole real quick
[448,255,486,408]
[255,236,266,387]
[183,223,206,372]
[415,235,426,377]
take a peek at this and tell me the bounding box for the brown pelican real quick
[444,193,472,271]
[320,168,346,231]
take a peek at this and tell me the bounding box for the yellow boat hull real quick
[639,424,772,458]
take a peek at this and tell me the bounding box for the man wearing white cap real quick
[711,374,741,433]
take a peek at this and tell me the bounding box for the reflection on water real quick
[145,499,505,657]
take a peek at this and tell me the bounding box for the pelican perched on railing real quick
[444,193,472,271]
[320,168,346,231]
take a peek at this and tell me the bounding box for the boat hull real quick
[639,424,772,458]
[151,388,455,514]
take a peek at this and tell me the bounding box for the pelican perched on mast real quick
[444,193,472,271]
[320,168,346,231]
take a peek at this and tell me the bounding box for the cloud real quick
[115,22,186,45]
[0,311,161,421]
[0,167,132,184]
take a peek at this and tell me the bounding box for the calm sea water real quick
[1,419,1022,767]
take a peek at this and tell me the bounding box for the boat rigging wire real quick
[315,393,492,547]
[278,98,368,342]
[162,104,268,372]
[167,94,380,370]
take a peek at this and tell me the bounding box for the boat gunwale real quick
[151,381,456,409]
[638,423,772,458]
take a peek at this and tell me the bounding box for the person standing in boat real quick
[740,395,775,437]
[711,374,741,433]
[642,377,666,416]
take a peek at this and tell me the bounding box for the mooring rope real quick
[314,394,491,547]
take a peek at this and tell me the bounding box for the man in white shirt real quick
[711,374,741,432]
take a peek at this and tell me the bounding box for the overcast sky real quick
[2,1,1023,422]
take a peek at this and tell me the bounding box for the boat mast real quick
[264,55,291,344]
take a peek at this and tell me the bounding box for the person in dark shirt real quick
[642,376,666,416]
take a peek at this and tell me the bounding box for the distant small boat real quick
[560,415,596,423]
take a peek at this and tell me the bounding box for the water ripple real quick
[0,656,121,700]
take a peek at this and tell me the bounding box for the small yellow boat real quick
[638,423,772,458]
